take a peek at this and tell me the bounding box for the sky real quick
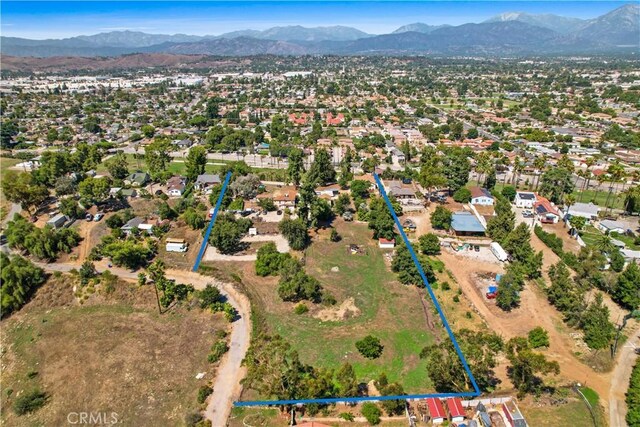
[1,1,631,39]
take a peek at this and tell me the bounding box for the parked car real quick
[94,213,104,221]
[0,234,7,245]
[474,245,480,252]
[522,210,534,218]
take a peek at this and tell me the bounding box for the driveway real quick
[609,331,639,427]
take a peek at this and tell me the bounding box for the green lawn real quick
[609,231,640,250]
[572,189,625,210]
[579,225,602,248]
[520,400,595,427]
[247,221,437,394]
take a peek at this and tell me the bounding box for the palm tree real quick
[564,194,576,228]
[605,161,625,213]
[596,235,615,255]
[533,156,546,191]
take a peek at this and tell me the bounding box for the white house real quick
[469,186,494,206]
[166,176,187,197]
[378,238,395,249]
[569,202,601,221]
[598,219,625,234]
[514,191,536,208]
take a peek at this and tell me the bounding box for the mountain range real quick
[1,4,638,58]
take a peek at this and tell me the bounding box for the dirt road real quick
[35,261,252,427]
[438,250,610,399]
[610,333,639,427]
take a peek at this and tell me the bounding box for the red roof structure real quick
[426,397,447,419]
[446,397,465,418]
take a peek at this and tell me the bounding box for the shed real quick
[502,400,527,427]
[426,398,446,424]
[598,219,625,234]
[378,238,396,249]
[569,202,601,221]
[47,213,68,229]
[451,212,486,236]
[446,397,466,423]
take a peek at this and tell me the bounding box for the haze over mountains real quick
[1,4,638,57]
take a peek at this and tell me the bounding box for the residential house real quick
[469,187,494,206]
[125,172,150,187]
[261,186,297,210]
[568,202,601,222]
[121,217,154,235]
[194,174,222,194]
[166,175,187,197]
[514,192,536,208]
[384,180,419,205]
[315,184,341,200]
[451,212,486,236]
[598,219,625,234]
[534,196,560,223]
[325,112,344,126]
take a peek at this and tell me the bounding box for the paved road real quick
[34,260,252,427]
[1,202,21,228]
[610,332,639,427]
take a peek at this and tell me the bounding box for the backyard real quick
[215,220,441,398]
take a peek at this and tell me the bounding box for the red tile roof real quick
[446,397,465,418]
[426,398,447,419]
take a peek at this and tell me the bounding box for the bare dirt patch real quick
[313,297,361,322]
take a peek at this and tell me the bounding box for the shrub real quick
[196,385,213,404]
[419,233,441,255]
[207,341,229,363]
[184,411,204,427]
[453,187,472,203]
[330,228,341,242]
[502,186,517,201]
[361,402,382,425]
[339,412,355,422]
[13,390,47,415]
[528,327,550,348]
[355,335,384,359]
[294,303,309,315]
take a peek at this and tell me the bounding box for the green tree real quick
[145,138,172,180]
[104,152,130,180]
[210,214,248,254]
[0,253,46,316]
[368,197,395,240]
[614,263,640,310]
[453,187,471,203]
[361,403,381,425]
[355,335,384,359]
[185,146,207,182]
[540,166,575,204]
[286,148,305,186]
[430,206,452,230]
[279,217,309,251]
[141,124,155,138]
[182,208,205,230]
[486,197,515,244]
[419,233,440,255]
[2,171,49,214]
[392,242,436,286]
[501,186,517,202]
[527,327,550,348]
[255,242,289,276]
[506,337,560,396]
[307,148,335,186]
[335,363,358,397]
[582,293,615,350]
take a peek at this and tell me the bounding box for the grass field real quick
[224,220,438,396]
[520,399,595,426]
[572,189,625,210]
[0,274,226,426]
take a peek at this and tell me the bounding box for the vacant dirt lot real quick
[0,275,228,426]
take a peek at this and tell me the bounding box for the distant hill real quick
[392,23,450,34]
[1,4,637,58]
[574,4,640,46]
[484,12,585,33]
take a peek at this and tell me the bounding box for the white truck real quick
[490,241,508,262]
[165,238,188,253]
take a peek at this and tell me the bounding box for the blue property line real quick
[234,173,480,407]
[192,171,232,272]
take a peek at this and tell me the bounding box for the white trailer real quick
[490,241,508,262]
[166,238,188,253]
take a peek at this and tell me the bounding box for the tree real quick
[527,327,550,348]
[506,337,560,396]
[419,233,440,255]
[145,138,172,180]
[335,363,358,397]
[442,148,470,193]
[54,176,77,196]
[350,179,371,202]
[59,197,84,219]
[570,216,587,231]
[430,206,452,230]
[501,186,517,202]
[355,335,384,359]
[487,197,516,244]
[78,177,111,204]
[104,152,130,180]
[102,239,152,269]
[379,381,405,415]
[210,214,248,254]
[361,402,382,425]
[582,293,615,350]
[182,208,205,230]
[496,273,522,311]
[277,258,322,303]
[420,329,503,392]
[255,242,289,277]
[286,148,305,186]
[0,253,46,317]
[2,171,49,214]
[334,193,351,215]
[230,174,261,200]
[626,361,640,427]
[279,217,309,251]
[141,124,155,138]
[185,146,207,182]
[392,242,436,285]
[467,128,479,139]
[368,197,395,240]
[614,263,640,310]
[540,167,574,205]
[307,148,335,186]
[453,187,471,203]
[339,148,354,189]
